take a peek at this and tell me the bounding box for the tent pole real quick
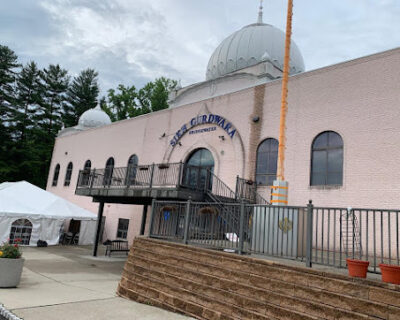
[140,205,148,236]
[93,201,105,257]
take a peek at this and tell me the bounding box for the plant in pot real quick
[0,239,24,288]
[379,264,400,285]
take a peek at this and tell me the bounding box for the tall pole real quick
[277,0,293,181]
[271,0,293,206]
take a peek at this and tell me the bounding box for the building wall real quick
[46,48,400,244]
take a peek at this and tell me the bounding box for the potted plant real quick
[379,264,400,285]
[346,258,370,278]
[0,239,24,288]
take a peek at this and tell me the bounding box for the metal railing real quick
[149,199,400,273]
[236,176,270,204]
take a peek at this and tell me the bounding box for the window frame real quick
[52,164,60,187]
[255,138,279,186]
[116,218,129,239]
[310,131,344,186]
[64,162,73,187]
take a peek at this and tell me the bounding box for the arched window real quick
[84,160,91,171]
[311,131,343,186]
[52,164,60,186]
[103,157,115,186]
[256,138,279,186]
[81,160,92,186]
[64,162,73,186]
[184,148,214,190]
[126,155,138,185]
[10,219,33,245]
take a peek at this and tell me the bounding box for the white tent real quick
[0,181,97,246]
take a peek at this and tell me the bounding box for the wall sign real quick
[170,114,237,147]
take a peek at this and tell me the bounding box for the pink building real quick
[46,11,400,249]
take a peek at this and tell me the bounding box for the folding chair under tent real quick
[0,181,97,246]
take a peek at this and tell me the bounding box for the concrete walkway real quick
[0,246,191,320]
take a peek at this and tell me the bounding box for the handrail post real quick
[149,163,155,188]
[149,198,156,237]
[90,169,96,193]
[177,161,183,189]
[239,200,245,254]
[183,197,192,244]
[235,175,239,201]
[306,200,314,268]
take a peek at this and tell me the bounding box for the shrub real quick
[0,239,22,259]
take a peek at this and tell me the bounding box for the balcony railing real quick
[76,162,269,204]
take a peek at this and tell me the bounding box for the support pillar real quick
[140,205,148,235]
[92,201,104,257]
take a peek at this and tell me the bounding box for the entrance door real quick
[183,148,214,191]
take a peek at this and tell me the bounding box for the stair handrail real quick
[235,176,270,205]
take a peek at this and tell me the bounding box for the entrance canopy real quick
[0,181,96,246]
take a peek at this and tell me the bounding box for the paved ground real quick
[0,245,191,320]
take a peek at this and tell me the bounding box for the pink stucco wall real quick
[46,48,400,244]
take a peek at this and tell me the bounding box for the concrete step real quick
[120,267,316,320]
[134,237,400,308]
[118,237,400,320]
[129,246,393,320]
[125,257,372,320]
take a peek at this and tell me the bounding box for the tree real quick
[0,45,20,182]
[40,64,69,136]
[63,68,99,127]
[137,77,177,112]
[101,84,138,122]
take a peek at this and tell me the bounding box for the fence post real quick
[235,175,239,200]
[306,200,314,268]
[239,201,245,255]
[149,198,156,237]
[183,197,192,245]
[89,168,96,193]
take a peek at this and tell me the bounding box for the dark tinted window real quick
[311,131,343,186]
[52,164,60,186]
[256,138,279,186]
[64,162,73,186]
[117,218,129,239]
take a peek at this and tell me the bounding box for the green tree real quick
[137,77,177,112]
[101,84,138,122]
[63,68,99,127]
[0,45,20,182]
[40,64,69,135]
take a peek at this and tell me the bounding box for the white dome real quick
[78,105,112,128]
[206,22,305,80]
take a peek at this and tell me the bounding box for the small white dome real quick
[78,105,111,128]
[206,22,305,80]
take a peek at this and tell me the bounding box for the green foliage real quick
[0,43,176,189]
[103,77,177,121]
[0,241,22,259]
[63,68,99,127]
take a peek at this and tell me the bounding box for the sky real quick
[1,0,399,95]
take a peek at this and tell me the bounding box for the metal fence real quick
[149,199,400,273]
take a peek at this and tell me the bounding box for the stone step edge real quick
[117,283,225,320]
[131,243,400,314]
[135,237,400,293]
[127,252,379,320]
[119,274,281,320]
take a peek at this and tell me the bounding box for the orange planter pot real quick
[346,259,369,278]
[379,264,400,285]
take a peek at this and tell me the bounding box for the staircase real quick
[118,237,400,320]
[341,210,362,257]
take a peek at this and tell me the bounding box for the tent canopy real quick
[0,181,96,220]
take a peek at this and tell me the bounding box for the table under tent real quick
[0,181,97,246]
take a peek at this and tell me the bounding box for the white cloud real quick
[1,0,399,95]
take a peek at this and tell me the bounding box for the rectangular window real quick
[116,218,129,239]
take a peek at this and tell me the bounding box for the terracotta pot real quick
[346,259,369,278]
[379,264,400,285]
[0,258,24,287]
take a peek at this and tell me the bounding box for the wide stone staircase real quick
[117,237,400,320]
